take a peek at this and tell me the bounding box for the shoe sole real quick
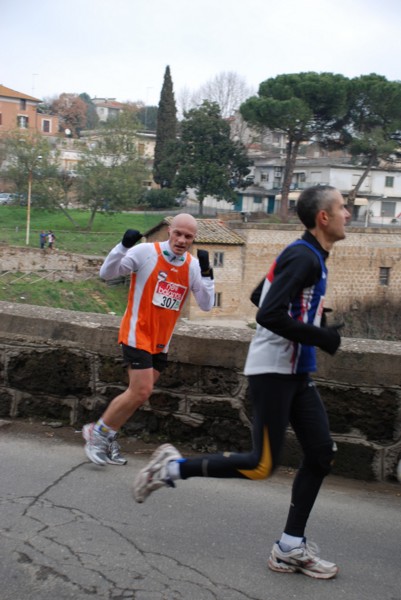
[133,444,181,503]
[106,457,127,465]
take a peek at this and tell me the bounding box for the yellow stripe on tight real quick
[238,427,272,480]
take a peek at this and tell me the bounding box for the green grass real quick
[0,273,129,314]
[0,206,166,255]
[0,206,167,314]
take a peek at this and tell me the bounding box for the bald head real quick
[168,213,198,256]
[170,213,198,233]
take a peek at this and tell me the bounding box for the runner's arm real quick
[190,259,215,311]
[99,243,150,280]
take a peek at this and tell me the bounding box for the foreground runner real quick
[134,186,351,580]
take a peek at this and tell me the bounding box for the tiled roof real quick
[95,100,126,109]
[145,217,245,245]
[0,85,40,102]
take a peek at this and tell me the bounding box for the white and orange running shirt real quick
[100,240,214,354]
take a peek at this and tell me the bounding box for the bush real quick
[141,188,177,209]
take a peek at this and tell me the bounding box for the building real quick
[0,85,58,136]
[91,98,127,122]
[145,215,401,324]
[231,156,401,225]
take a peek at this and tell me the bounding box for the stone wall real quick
[0,245,103,280]
[225,224,401,320]
[0,301,400,482]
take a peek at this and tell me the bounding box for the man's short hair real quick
[296,185,337,229]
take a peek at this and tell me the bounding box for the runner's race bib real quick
[152,280,187,311]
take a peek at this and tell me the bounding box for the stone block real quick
[321,385,399,442]
[17,395,72,423]
[332,440,377,480]
[148,391,180,413]
[199,366,243,396]
[281,434,377,480]
[0,390,12,417]
[8,350,91,396]
[98,356,126,384]
[158,362,201,389]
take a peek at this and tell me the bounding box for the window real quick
[20,99,26,110]
[260,172,269,182]
[381,201,396,217]
[213,292,222,308]
[311,171,322,183]
[42,119,50,133]
[379,267,390,286]
[213,252,224,267]
[17,115,29,128]
[138,143,145,155]
[385,176,394,188]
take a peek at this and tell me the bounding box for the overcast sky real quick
[2,0,401,107]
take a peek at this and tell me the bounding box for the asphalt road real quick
[0,424,400,600]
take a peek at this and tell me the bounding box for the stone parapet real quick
[0,301,400,482]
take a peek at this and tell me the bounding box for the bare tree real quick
[176,86,194,120]
[179,71,255,119]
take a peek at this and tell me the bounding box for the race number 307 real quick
[152,280,187,311]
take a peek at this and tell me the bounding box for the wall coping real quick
[0,301,400,383]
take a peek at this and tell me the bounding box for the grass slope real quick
[0,206,166,314]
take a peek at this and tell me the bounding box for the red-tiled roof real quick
[94,100,126,109]
[0,85,40,102]
[145,217,245,245]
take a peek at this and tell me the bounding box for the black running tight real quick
[179,373,335,537]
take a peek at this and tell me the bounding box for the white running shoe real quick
[106,438,127,466]
[82,423,109,466]
[268,539,338,580]
[397,459,401,483]
[133,443,182,503]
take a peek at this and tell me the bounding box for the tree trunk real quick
[58,203,80,228]
[87,206,98,231]
[347,152,377,212]
[280,139,300,221]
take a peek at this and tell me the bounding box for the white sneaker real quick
[268,539,338,579]
[106,438,127,466]
[133,443,182,503]
[397,459,401,483]
[82,423,109,466]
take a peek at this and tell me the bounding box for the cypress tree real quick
[153,65,177,188]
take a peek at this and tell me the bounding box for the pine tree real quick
[153,66,177,188]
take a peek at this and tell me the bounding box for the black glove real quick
[320,323,344,355]
[197,249,214,279]
[122,229,142,248]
